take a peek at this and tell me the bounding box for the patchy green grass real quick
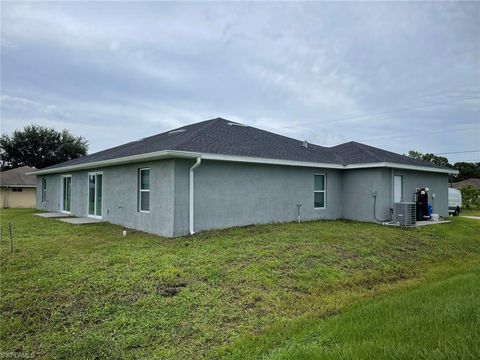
[218,264,480,359]
[1,209,479,359]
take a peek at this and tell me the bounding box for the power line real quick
[357,126,480,142]
[448,160,480,163]
[433,150,480,155]
[278,95,480,130]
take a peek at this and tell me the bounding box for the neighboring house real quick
[452,178,480,190]
[31,118,456,237]
[1,166,37,208]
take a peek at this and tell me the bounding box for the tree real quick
[406,150,480,182]
[452,162,480,182]
[459,185,480,210]
[0,125,88,170]
[406,150,451,168]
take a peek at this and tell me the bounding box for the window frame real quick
[41,178,47,202]
[61,174,72,214]
[314,173,327,209]
[87,171,103,219]
[138,168,150,213]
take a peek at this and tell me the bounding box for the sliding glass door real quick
[88,172,103,218]
[61,175,72,213]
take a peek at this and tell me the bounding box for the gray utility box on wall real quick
[394,202,416,226]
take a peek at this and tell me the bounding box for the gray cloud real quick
[1,1,479,163]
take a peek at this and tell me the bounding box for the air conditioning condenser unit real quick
[394,202,416,226]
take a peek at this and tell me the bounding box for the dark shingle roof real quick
[452,178,480,189]
[330,141,451,169]
[38,117,450,172]
[0,166,37,186]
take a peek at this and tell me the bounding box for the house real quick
[1,166,37,208]
[31,118,456,237]
[452,178,480,190]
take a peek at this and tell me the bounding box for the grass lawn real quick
[221,264,480,359]
[1,209,479,359]
[462,208,480,217]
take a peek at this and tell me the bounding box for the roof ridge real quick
[172,118,224,151]
[350,141,383,162]
[327,149,348,165]
[327,142,354,165]
[174,118,332,152]
[49,118,220,165]
[235,122,328,149]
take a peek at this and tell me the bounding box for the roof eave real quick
[28,152,458,176]
[28,150,202,175]
[344,162,458,174]
[201,153,344,169]
[0,184,37,188]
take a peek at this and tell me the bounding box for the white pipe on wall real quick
[189,157,202,235]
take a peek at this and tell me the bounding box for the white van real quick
[448,188,462,216]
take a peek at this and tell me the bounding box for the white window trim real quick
[87,171,103,219]
[139,168,150,213]
[61,174,72,214]
[41,177,47,202]
[314,173,327,209]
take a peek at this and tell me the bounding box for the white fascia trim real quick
[200,154,456,173]
[0,185,37,188]
[28,150,202,175]
[344,162,458,174]
[28,150,457,175]
[201,153,344,169]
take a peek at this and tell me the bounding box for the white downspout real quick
[189,157,202,235]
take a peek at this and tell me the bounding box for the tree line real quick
[407,150,480,182]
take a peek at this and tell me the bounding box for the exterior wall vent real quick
[168,129,186,135]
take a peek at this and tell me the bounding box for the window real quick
[139,168,150,212]
[314,174,326,209]
[12,188,23,192]
[41,178,47,202]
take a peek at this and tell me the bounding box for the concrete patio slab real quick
[59,217,105,225]
[414,220,451,227]
[381,220,452,228]
[34,212,71,218]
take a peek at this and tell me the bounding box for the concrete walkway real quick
[461,216,480,220]
[34,212,70,218]
[414,220,451,227]
[59,217,104,225]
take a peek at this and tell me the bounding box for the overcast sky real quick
[1,1,479,163]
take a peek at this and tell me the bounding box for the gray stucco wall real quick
[392,169,448,217]
[36,160,176,237]
[341,168,392,222]
[341,167,449,222]
[172,160,343,236]
[36,174,62,212]
[36,158,450,237]
[101,160,175,237]
[173,160,192,236]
